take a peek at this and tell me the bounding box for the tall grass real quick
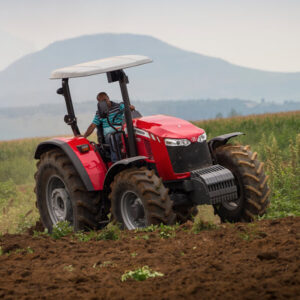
[194,111,300,160]
[193,111,300,218]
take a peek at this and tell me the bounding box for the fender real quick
[103,156,147,190]
[208,132,244,152]
[34,137,107,191]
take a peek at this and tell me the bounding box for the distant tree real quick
[228,108,239,117]
[215,112,223,119]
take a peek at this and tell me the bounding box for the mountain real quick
[0,33,300,107]
[0,30,35,71]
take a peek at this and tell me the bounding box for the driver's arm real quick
[83,123,96,138]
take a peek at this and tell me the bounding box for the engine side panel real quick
[35,137,107,191]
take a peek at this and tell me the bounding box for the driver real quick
[83,92,135,162]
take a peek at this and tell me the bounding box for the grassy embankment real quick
[0,111,299,233]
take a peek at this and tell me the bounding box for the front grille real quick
[167,142,212,173]
[191,165,237,204]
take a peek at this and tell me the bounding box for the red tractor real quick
[34,55,270,231]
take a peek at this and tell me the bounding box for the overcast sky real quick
[0,0,300,72]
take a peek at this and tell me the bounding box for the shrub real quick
[75,231,97,242]
[192,219,217,234]
[95,224,120,241]
[134,224,158,232]
[158,224,176,239]
[51,221,73,239]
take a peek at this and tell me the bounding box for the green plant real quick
[158,224,177,239]
[95,224,120,241]
[134,234,150,240]
[192,219,217,234]
[0,179,16,209]
[27,247,34,254]
[135,224,158,232]
[15,213,35,234]
[238,223,267,241]
[121,266,164,282]
[51,221,73,239]
[15,247,34,254]
[93,261,115,268]
[63,265,74,272]
[75,230,97,242]
[33,229,49,238]
[131,252,138,258]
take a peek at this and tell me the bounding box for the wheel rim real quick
[120,191,146,229]
[46,175,73,225]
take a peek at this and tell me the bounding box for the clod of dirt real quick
[257,251,279,260]
[27,220,45,235]
[2,243,21,254]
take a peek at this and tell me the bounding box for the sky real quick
[0,0,300,72]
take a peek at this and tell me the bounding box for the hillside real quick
[0,30,34,71]
[0,33,300,107]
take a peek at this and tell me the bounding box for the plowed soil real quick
[0,217,299,300]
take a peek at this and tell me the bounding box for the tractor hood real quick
[132,115,205,141]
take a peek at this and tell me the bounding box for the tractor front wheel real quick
[213,144,270,222]
[109,167,176,229]
[35,149,103,232]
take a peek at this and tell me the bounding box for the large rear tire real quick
[109,167,176,229]
[34,149,103,232]
[213,144,270,222]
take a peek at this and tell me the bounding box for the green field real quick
[0,111,299,233]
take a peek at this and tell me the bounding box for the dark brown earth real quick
[0,217,299,300]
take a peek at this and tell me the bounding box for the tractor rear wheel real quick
[109,167,176,229]
[213,144,270,222]
[34,149,103,232]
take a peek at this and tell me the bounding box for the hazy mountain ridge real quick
[0,30,35,71]
[0,33,300,108]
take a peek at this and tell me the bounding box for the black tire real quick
[109,167,176,229]
[34,149,102,232]
[213,144,270,222]
[174,205,198,223]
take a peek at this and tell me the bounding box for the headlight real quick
[165,138,191,147]
[197,132,207,143]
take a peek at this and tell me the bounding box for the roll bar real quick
[56,69,137,158]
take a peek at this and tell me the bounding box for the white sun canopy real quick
[50,55,152,79]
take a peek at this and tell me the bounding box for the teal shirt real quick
[93,103,125,135]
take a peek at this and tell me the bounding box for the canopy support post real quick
[118,71,137,157]
[61,79,80,136]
